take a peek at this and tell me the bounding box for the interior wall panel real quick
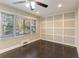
[40,12,76,46]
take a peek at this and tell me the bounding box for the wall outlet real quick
[23,42,27,45]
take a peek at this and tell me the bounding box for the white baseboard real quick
[0,44,23,54]
[0,38,40,54]
[42,39,76,47]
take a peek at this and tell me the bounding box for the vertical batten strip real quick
[62,13,64,43]
[53,16,54,41]
[0,13,2,39]
[45,17,47,40]
[52,16,53,41]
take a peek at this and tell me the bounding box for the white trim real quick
[47,10,75,17]
[0,9,37,20]
[62,13,64,43]
[41,27,75,30]
[75,10,78,49]
[42,39,76,47]
[0,44,23,54]
[46,17,48,40]
[53,16,54,41]
[0,13,2,39]
[0,38,40,54]
[77,6,79,56]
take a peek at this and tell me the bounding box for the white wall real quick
[77,5,79,56]
[0,3,41,54]
[40,11,76,47]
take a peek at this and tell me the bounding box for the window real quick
[0,12,37,38]
[16,17,31,35]
[24,20,30,34]
[16,17,24,35]
[31,20,36,34]
[1,13,14,37]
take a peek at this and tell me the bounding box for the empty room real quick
[0,0,79,58]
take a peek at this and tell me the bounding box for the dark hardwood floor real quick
[0,40,78,58]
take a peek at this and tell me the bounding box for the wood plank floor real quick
[0,40,78,58]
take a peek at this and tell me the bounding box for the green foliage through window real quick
[1,12,37,38]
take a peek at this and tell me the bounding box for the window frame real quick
[0,12,37,39]
[1,12,15,38]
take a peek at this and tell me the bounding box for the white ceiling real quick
[0,0,79,17]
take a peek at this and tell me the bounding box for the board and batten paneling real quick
[40,12,76,46]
